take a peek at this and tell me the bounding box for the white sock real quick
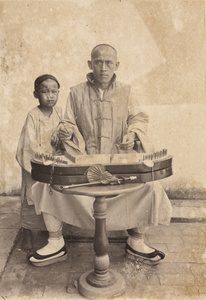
[127,236,154,254]
[36,236,65,256]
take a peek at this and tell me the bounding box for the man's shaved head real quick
[91,44,117,60]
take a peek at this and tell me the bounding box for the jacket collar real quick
[86,73,116,89]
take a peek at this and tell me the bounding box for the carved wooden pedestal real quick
[53,183,143,299]
[78,195,125,299]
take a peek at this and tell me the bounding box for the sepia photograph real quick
[0,0,206,299]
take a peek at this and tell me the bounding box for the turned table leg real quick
[87,196,115,287]
[78,195,125,298]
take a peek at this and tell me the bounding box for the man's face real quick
[34,79,59,109]
[88,46,119,88]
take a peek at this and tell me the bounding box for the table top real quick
[52,183,144,197]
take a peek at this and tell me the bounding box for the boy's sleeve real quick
[16,114,41,173]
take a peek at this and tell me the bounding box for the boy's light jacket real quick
[16,106,62,204]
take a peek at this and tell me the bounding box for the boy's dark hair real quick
[34,74,60,91]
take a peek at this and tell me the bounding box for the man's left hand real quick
[120,132,136,151]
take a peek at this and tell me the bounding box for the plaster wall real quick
[0,0,205,198]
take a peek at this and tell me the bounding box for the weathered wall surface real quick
[0,0,205,198]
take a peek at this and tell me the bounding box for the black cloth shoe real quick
[28,245,67,267]
[125,243,165,265]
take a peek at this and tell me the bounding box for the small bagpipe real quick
[31,149,173,189]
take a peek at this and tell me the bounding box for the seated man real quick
[29,44,172,266]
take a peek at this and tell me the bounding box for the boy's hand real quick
[51,130,59,147]
[58,125,73,140]
[51,123,74,147]
[120,132,135,151]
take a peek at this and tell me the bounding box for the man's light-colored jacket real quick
[65,73,154,155]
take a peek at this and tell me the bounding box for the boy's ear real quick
[88,60,93,70]
[33,91,38,99]
[115,61,120,71]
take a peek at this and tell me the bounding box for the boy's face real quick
[88,46,120,88]
[34,79,59,109]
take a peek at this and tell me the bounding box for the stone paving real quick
[0,196,206,299]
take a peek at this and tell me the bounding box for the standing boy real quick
[16,74,62,252]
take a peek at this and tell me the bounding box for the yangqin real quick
[31,149,173,187]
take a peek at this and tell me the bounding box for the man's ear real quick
[88,60,93,70]
[115,61,120,71]
[33,91,38,99]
